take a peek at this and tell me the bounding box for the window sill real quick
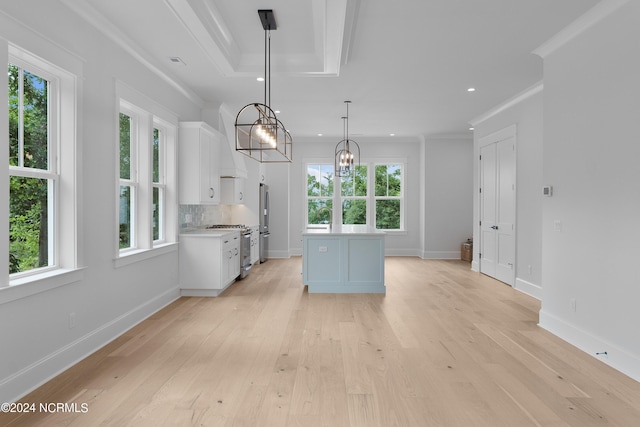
[380,230,407,236]
[1,267,86,305]
[114,242,178,269]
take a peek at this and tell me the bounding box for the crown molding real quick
[424,133,473,141]
[469,81,543,127]
[60,0,204,108]
[533,0,630,58]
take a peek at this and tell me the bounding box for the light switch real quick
[554,220,562,232]
[319,246,328,253]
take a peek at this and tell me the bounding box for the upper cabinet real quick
[221,178,246,205]
[179,122,221,204]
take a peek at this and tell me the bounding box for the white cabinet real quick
[223,232,241,282]
[221,178,246,204]
[179,122,221,204]
[179,230,240,297]
[250,225,260,266]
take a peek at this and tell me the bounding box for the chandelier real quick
[235,10,292,163]
[334,101,360,177]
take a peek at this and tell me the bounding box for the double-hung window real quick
[3,43,80,296]
[305,160,404,231]
[306,164,334,225]
[374,164,403,230]
[116,89,177,265]
[8,62,55,274]
[152,126,165,243]
[340,165,367,225]
[118,110,136,250]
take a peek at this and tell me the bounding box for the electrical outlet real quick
[69,312,76,329]
[570,298,576,312]
[554,220,562,232]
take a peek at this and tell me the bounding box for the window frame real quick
[114,83,178,268]
[1,41,83,301]
[373,162,405,231]
[152,123,167,245]
[118,108,138,252]
[305,163,335,226]
[304,158,406,232]
[8,59,58,276]
[340,164,368,226]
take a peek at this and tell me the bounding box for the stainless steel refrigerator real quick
[259,183,270,263]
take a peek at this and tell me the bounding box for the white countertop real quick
[180,228,240,237]
[302,225,386,236]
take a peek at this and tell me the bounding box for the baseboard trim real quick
[514,278,541,300]
[0,286,181,403]
[539,309,640,383]
[421,251,461,260]
[266,250,291,259]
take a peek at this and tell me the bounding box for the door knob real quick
[491,225,499,230]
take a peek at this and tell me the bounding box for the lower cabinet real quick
[180,231,240,297]
[302,232,385,293]
[250,225,260,266]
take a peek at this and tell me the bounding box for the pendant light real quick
[334,101,360,177]
[235,9,293,163]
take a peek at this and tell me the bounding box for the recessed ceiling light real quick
[390,133,395,136]
[469,127,474,131]
[467,87,476,92]
[257,77,264,82]
[317,133,323,137]
[275,110,280,114]
[168,57,186,66]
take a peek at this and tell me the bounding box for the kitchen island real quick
[302,225,385,293]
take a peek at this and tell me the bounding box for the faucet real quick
[317,206,332,230]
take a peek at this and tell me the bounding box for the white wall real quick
[538,0,640,381]
[423,137,474,259]
[0,3,201,402]
[471,87,544,298]
[264,163,291,259]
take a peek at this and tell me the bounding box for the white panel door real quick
[480,144,497,277]
[479,131,516,286]
[495,137,516,285]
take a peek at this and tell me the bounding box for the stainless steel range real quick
[206,224,252,279]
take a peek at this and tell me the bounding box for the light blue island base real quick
[302,225,385,294]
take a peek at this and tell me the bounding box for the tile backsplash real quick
[179,204,232,230]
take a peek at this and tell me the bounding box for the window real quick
[116,89,177,264]
[305,161,404,230]
[8,63,54,274]
[306,164,333,225]
[374,164,402,230]
[152,127,165,242]
[118,111,136,250]
[2,43,81,295]
[341,165,367,225]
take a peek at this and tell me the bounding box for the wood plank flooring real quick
[3,257,640,426]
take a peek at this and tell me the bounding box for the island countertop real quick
[302,224,386,236]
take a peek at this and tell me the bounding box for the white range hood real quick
[218,103,248,179]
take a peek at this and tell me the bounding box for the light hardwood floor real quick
[3,257,640,426]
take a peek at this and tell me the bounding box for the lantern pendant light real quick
[335,101,360,177]
[235,10,293,163]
